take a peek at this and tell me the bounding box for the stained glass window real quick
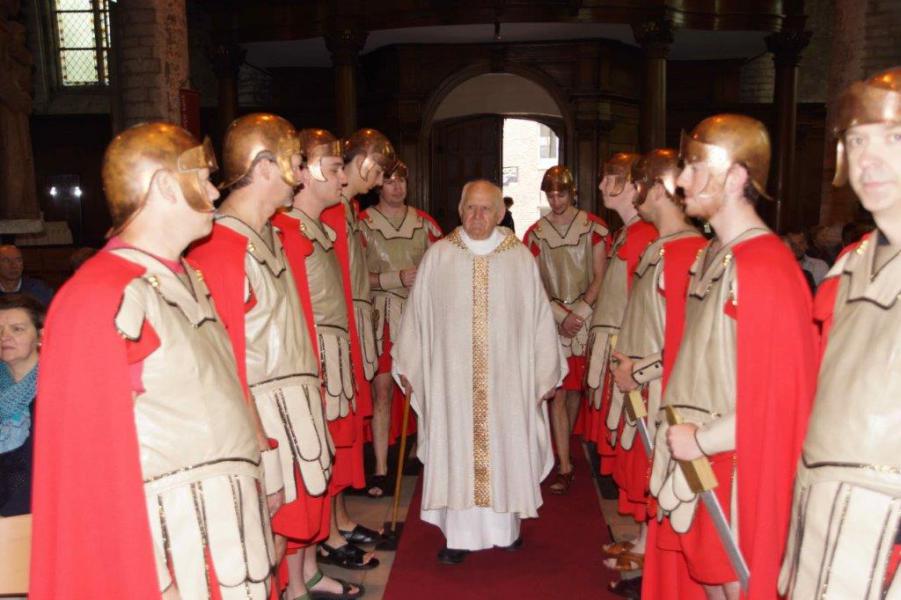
[53,0,111,86]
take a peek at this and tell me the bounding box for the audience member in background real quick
[0,294,42,516]
[809,224,843,265]
[842,219,876,248]
[0,245,53,307]
[67,247,97,274]
[500,196,515,232]
[784,230,828,288]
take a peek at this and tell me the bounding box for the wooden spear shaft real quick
[388,386,413,532]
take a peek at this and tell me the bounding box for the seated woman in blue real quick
[0,293,43,516]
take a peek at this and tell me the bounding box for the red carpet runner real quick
[383,439,618,599]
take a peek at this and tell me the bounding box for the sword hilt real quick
[664,405,718,493]
[625,389,648,422]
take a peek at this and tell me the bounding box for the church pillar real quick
[633,19,672,152]
[115,0,190,129]
[209,43,245,140]
[325,28,367,138]
[572,42,602,214]
[765,30,810,233]
[0,0,41,233]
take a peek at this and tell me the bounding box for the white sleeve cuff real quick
[695,413,736,456]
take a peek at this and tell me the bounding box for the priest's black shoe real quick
[437,546,469,564]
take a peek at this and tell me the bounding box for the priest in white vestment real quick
[393,179,567,563]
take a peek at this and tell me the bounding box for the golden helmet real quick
[603,152,641,196]
[102,122,218,237]
[385,160,408,181]
[679,114,771,200]
[298,128,343,182]
[220,113,300,189]
[344,129,396,182]
[540,165,575,196]
[832,66,901,186]
[632,148,680,203]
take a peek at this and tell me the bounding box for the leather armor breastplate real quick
[217,216,319,385]
[111,248,259,485]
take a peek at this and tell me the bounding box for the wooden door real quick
[430,115,503,234]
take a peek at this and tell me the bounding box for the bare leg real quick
[723,582,741,600]
[298,545,362,598]
[550,388,573,474]
[324,494,376,564]
[371,372,394,482]
[633,522,648,553]
[565,389,581,432]
[285,551,307,599]
[703,584,728,600]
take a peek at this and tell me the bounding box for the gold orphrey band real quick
[471,256,492,508]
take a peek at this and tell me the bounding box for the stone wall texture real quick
[117,0,190,127]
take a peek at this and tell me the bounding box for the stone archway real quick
[417,65,573,229]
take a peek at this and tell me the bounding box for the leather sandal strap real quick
[304,569,324,589]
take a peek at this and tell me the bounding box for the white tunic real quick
[393,226,567,550]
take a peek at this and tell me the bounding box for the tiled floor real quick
[318,476,419,600]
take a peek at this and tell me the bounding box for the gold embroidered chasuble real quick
[392,227,566,517]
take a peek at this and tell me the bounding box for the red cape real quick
[642,234,709,600]
[271,211,322,366]
[619,219,659,291]
[30,251,159,599]
[188,223,253,396]
[322,200,372,418]
[733,234,816,599]
[812,236,863,357]
[189,221,330,541]
[661,235,707,389]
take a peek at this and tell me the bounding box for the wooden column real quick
[209,43,245,141]
[633,19,672,153]
[765,30,811,233]
[325,28,367,138]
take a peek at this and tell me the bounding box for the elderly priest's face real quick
[460,181,503,240]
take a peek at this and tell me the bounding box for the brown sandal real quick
[609,551,644,572]
[549,469,574,495]
[602,540,635,557]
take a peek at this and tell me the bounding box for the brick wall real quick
[739,54,774,103]
[117,0,189,127]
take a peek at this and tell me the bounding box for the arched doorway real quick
[423,71,570,234]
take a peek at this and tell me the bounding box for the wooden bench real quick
[0,514,31,595]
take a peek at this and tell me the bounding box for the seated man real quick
[0,245,53,307]
[393,179,567,563]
